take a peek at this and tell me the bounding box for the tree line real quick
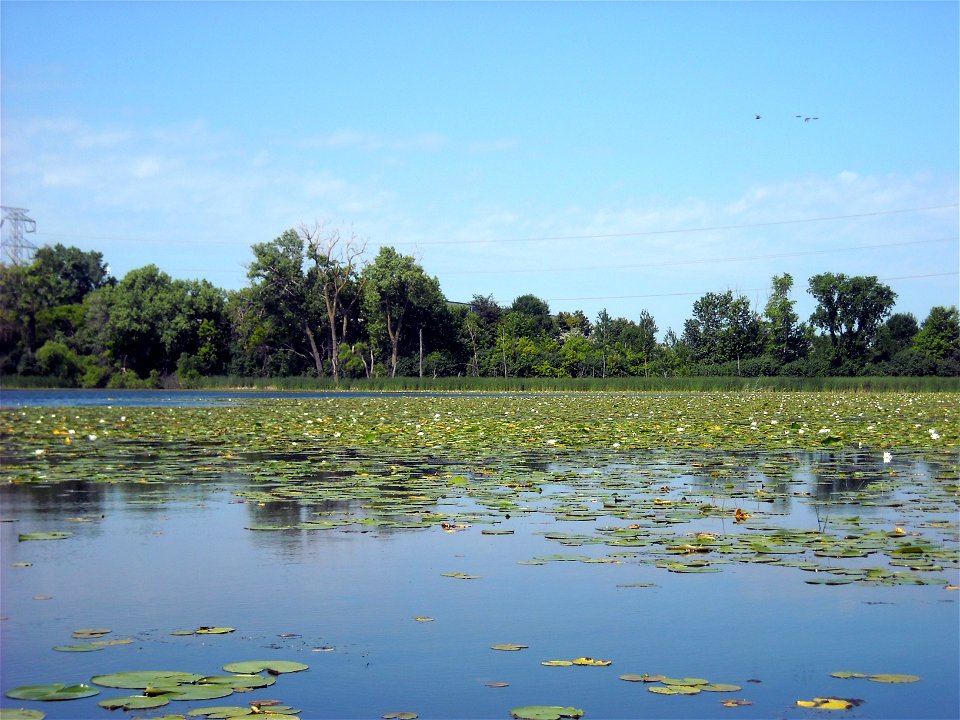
[1,225,957,387]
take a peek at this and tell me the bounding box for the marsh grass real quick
[186,375,958,393]
[3,374,956,392]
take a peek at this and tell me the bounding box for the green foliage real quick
[808,273,897,368]
[4,240,957,385]
[913,306,959,361]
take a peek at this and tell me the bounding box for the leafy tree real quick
[762,273,808,364]
[247,229,326,375]
[301,223,366,383]
[85,265,227,378]
[913,306,959,361]
[682,290,762,368]
[361,247,445,377]
[808,273,896,369]
[0,244,112,357]
[872,312,919,362]
[557,310,592,336]
[509,294,557,337]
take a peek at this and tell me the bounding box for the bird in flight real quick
[755,114,762,119]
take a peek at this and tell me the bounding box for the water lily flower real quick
[883,451,892,463]
[34,449,45,455]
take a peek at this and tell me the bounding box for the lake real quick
[1,390,957,719]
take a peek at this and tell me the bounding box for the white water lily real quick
[88,434,98,441]
[883,451,893,463]
[34,449,45,455]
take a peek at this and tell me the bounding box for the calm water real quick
[0,392,957,719]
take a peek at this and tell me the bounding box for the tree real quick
[808,273,896,369]
[361,247,445,377]
[872,312,918,362]
[88,265,227,378]
[913,306,959,361]
[0,244,112,357]
[301,223,366,383]
[682,290,762,368]
[763,273,808,364]
[247,229,325,375]
[509,294,556,337]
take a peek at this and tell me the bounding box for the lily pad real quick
[510,707,584,720]
[91,671,202,689]
[221,660,309,674]
[572,657,612,666]
[701,683,742,692]
[52,644,104,652]
[161,685,236,701]
[382,713,418,720]
[796,697,854,710]
[0,711,46,720]
[649,685,701,695]
[98,695,170,710]
[440,572,479,579]
[868,673,920,683]
[186,708,253,718]
[197,674,277,689]
[18,532,71,541]
[491,643,528,651]
[540,660,574,667]
[6,683,100,701]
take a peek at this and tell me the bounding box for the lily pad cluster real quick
[4,662,307,716]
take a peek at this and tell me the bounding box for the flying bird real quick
[755,114,762,119]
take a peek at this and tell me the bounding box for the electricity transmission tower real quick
[0,206,38,265]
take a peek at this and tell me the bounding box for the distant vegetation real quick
[1,226,957,388]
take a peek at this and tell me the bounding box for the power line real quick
[416,203,958,246]
[32,202,959,249]
[545,271,959,304]
[439,237,958,275]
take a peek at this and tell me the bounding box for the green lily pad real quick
[195,626,236,634]
[198,674,277,689]
[91,671,202,689]
[540,660,574,667]
[510,707,584,720]
[6,683,100,701]
[221,660,309,674]
[700,683,742,692]
[382,713,418,720]
[868,673,921,683]
[186,708,253,718]
[649,685,701,695]
[491,643,528,651]
[18,532,71,541]
[98,695,171,710]
[661,677,709,686]
[161,685,235,701]
[0,710,46,720]
[52,644,104,652]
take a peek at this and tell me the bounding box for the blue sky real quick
[2,1,957,337]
